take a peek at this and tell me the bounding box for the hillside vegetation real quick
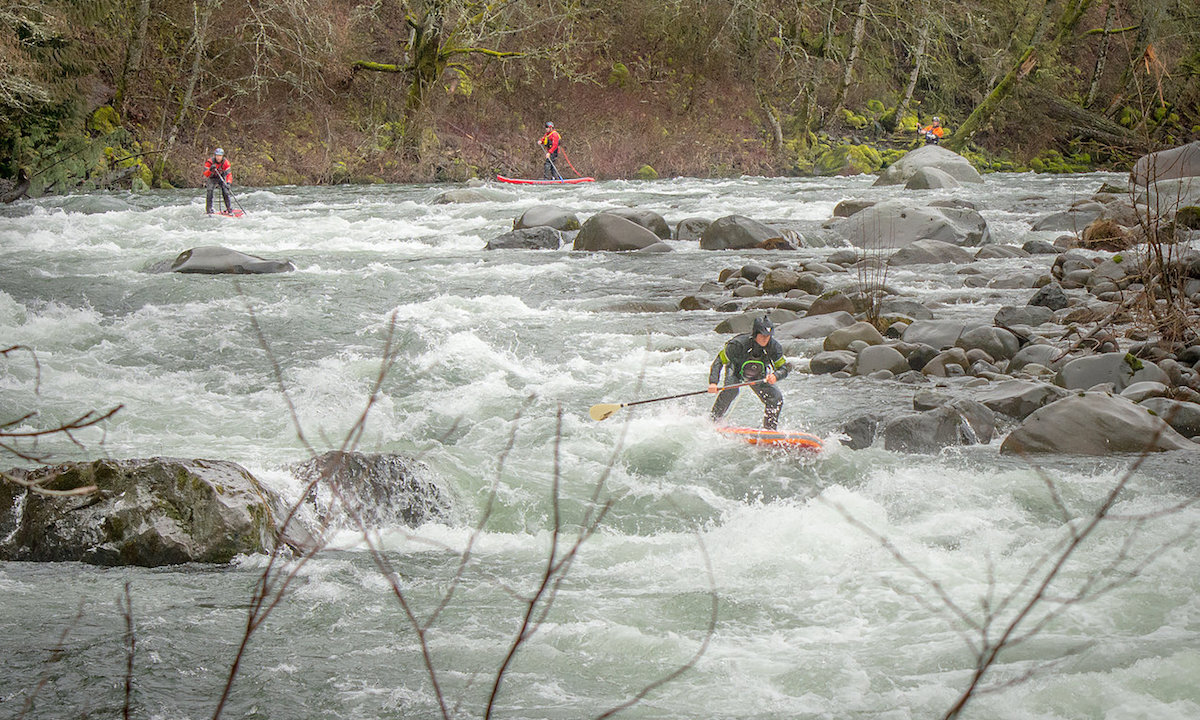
[2,0,1198,196]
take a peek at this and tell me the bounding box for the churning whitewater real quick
[1,174,1198,720]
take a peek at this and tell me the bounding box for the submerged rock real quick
[292,451,452,529]
[0,458,291,566]
[168,245,296,274]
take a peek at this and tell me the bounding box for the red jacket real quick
[540,129,560,154]
[203,157,232,183]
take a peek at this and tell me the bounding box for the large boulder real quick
[902,320,984,350]
[874,145,984,186]
[837,199,990,248]
[169,246,295,274]
[956,326,1020,361]
[975,379,1069,420]
[776,311,856,340]
[292,451,452,528]
[1131,141,1200,185]
[888,239,974,265]
[1054,352,1170,392]
[0,458,291,566]
[1140,398,1200,438]
[1000,393,1195,455]
[573,213,664,251]
[1030,203,1103,232]
[824,321,885,351]
[882,401,994,453]
[603,208,671,239]
[854,345,909,376]
[514,204,581,231]
[485,226,563,250]
[904,166,961,190]
[700,215,783,250]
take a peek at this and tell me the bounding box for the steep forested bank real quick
[2,0,1198,197]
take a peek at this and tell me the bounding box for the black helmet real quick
[751,315,774,337]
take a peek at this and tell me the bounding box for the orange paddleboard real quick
[717,426,823,452]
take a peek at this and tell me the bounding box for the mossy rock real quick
[88,106,122,135]
[898,113,920,133]
[866,99,885,115]
[841,109,869,130]
[814,143,882,176]
[634,164,659,180]
[609,62,630,88]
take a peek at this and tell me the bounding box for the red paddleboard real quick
[496,175,595,185]
[211,209,244,218]
[717,426,824,453]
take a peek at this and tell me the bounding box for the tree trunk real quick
[115,0,152,114]
[832,0,869,115]
[898,7,931,120]
[158,1,212,183]
[948,0,1096,150]
[1084,0,1115,108]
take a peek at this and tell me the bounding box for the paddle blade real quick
[589,403,622,421]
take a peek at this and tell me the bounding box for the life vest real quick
[540,130,560,154]
[204,157,232,182]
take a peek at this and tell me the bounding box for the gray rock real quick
[1119,381,1169,403]
[807,292,856,316]
[994,305,1054,327]
[486,226,563,250]
[763,268,824,295]
[776,311,856,340]
[840,414,881,449]
[1029,282,1069,310]
[902,320,983,350]
[293,451,451,529]
[833,199,876,218]
[838,199,990,248]
[810,350,857,374]
[434,187,514,204]
[883,405,986,453]
[922,348,971,377]
[905,343,940,371]
[975,379,1069,420]
[1131,141,1200,185]
[888,239,974,265]
[825,321,885,351]
[1000,392,1195,455]
[1009,343,1066,372]
[874,145,984,186]
[854,344,909,376]
[700,215,781,250]
[675,217,711,241]
[880,299,935,320]
[913,389,950,411]
[0,458,290,566]
[514,204,581,231]
[604,208,671,239]
[956,326,1020,361]
[1022,239,1063,254]
[904,166,961,190]
[975,245,1031,259]
[1031,204,1103,232]
[169,246,296,274]
[715,309,801,334]
[1055,352,1171,392]
[573,213,663,251]
[1140,397,1200,437]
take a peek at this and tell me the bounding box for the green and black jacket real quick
[709,333,789,384]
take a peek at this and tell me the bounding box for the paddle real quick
[537,142,564,180]
[589,380,762,421]
[214,174,246,215]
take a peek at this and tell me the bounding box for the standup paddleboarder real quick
[918,116,945,145]
[708,315,790,429]
[539,122,561,180]
[203,147,234,214]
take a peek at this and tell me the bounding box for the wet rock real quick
[810,350,857,374]
[904,166,961,190]
[514,205,580,231]
[1031,203,1103,232]
[1119,381,1169,403]
[675,217,711,241]
[874,145,984,186]
[573,213,664,251]
[486,226,563,250]
[293,451,451,529]
[168,246,296,274]
[604,208,671,239]
[700,215,781,250]
[679,296,718,311]
[826,249,860,265]
[882,402,992,453]
[1140,397,1200,438]
[837,199,990,248]
[776,311,856,340]
[1028,282,1069,310]
[902,320,984,350]
[975,379,1068,420]
[0,458,291,566]
[825,321,885,351]
[854,344,909,376]
[1022,239,1063,254]
[1000,392,1195,455]
[922,348,971,377]
[880,299,934,320]
[888,239,974,265]
[905,343,940,371]
[716,309,801,334]
[840,414,881,449]
[956,326,1020,361]
[435,187,515,204]
[913,389,950,410]
[1131,140,1200,185]
[995,305,1054,327]
[807,292,856,316]
[763,268,824,295]
[975,245,1031,259]
[1055,352,1170,392]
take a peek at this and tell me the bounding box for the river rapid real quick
[1,174,1198,720]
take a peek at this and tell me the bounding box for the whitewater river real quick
[1,174,1198,719]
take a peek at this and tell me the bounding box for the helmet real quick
[214,147,225,156]
[751,315,774,337]
[545,121,554,128]
[931,117,941,124]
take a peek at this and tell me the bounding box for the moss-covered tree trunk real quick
[832,0,869,115]
[115,0,152,114]
[897,8,931,121]
[948,0,1096,150]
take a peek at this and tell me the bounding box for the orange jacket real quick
[540,129,560,154]
[203,157,232,183]
[920,125,945,138]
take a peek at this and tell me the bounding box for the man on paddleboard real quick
[203,147,234,214]
[539,122,561,180]
[708,315,790,429]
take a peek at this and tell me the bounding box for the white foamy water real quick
[2,174,1198,719]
